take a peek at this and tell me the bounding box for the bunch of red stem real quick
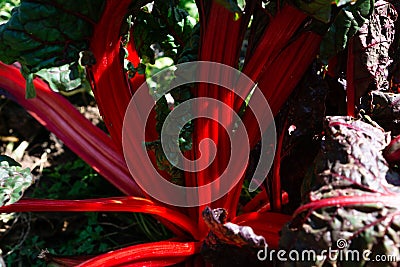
[0,1,330,266]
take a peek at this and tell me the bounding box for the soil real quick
[0,93,101,170]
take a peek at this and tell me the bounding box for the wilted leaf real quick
[202,207,266,248]
[201,207,267,267]
[362,91,400,136]
[352,0,398,94]
[280,116,400,267]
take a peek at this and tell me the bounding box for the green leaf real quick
[214,0,243,18]
[133,0,197,65]
[0,0,19,23]
[294,0,332,23]
[35,64,87,92]
[294,0,370,23]
[0,160,33,206]
[179,0,198,21]
[0,0,105,72]
[23,71,35,99]
[0,0,105,96]
[319,0,374,63]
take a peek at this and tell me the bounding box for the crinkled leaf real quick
[319,0,374,63]
[301,116,392,196]
[0,0,105,73]
[352,0,397,94]
[281,203,400,266]
[0,160,33,206]
[362,91,400,136]
[280,116,400,266]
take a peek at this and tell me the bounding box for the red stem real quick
[384,134,400,163]
[89,0,135,150]
[347,38,356,117]
[258,191,289,213]
[271,119,287,211]
[236,4,308,112]
[0,63,142,196]
[88,1,184,238]
[241,189,269,213]
[76,241,201,267]
[125,29,158,142]
[294,193,400,218]
[186,0,248,235]
[0,197,200,240]
[243,32,322,148]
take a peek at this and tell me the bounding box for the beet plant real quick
[0,0,400,266]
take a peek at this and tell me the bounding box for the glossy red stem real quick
[294,193,400,218]
[77,241,201,267]
[0,63,142,196]
[347,38,356,117]
[0,197,200,239]
[271,119,287,211]
[89,0,135,151]
[186,0,248,234]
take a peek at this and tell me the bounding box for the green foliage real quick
[31,158,120,200]
[0,0,19,23]
[133,0,199,184]
[133,0,197,65]
[0,0,105,71]
[214,0,243,20]
[35,64,91,93]
[2,158,172,266]
[319,0,374,63]
[5,234,46,267]
[291,0,375,63]
[58,213,109,255]
[294,0,365,23]
[239,178,261,206]
[0,158,33,206]
[0,0,105,97]
[179,0,199,21]
[133,213,172,242]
